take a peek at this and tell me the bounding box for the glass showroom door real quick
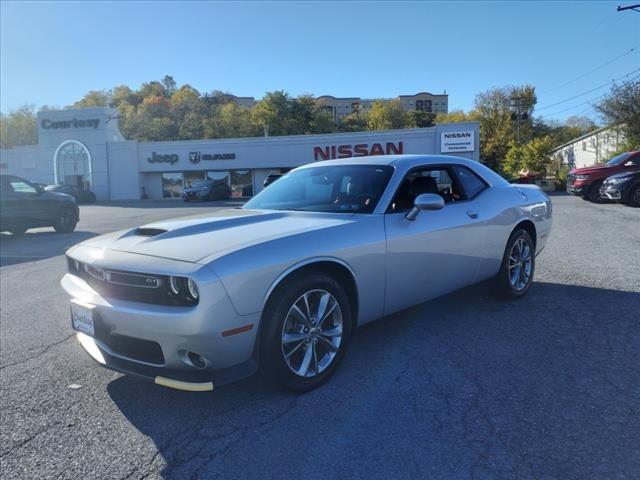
[161,172,183,198]
[230,170,253,198]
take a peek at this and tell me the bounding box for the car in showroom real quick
[61,155,552,392]
[45,184,97,203]
[600,169,640,207]
[182,178,231,202]
[1,174,79,236]
[566,150,640,202]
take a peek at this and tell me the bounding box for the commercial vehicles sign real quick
[440,131,474,153]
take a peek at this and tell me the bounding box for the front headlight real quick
[168,276,199,303]
[574,174,590,180]
[608,176,630,184]
[187,278,199,300]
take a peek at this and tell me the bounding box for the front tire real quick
[626,185,640,207]
[493,229,535,299]
[53,207,77,233]
[587,181,603,202]
[260,272,352,392]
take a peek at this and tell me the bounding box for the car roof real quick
[301,154,478,168]
[296,154,508,188]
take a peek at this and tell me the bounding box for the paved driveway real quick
[1,196,639,479]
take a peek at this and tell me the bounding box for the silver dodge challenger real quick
[62,155,552,392]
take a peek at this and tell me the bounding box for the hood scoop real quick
[132,227,168,237]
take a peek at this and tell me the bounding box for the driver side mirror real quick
[405,193,444,221]
[35,185,44,195]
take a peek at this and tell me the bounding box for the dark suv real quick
[567,151,640,202]
[0,174,79,236]
[182,179,231,202]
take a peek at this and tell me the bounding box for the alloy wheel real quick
[281,289,343,378]
[508,237,532,291]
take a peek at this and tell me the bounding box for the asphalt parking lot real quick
[1,195,639,480]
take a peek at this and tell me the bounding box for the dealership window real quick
[55,140,92,189]
[161,172,183,198]
[231,170,253,197]
[184,171,205,188]
[207,170,230,187]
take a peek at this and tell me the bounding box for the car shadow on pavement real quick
[0,230,97,267]
[106,281,640,479]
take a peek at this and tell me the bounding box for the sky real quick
[1,1,638,123]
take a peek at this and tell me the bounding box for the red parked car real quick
[567,151,640,202]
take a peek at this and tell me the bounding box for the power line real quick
[540,46,638,94]
[536,69,640,111]
[538,73,640,118]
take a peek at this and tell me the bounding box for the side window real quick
[452,166,487,199]
[388,167,463,212]
[8,178,37,194]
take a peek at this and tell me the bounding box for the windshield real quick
[606,152,631,166]
[244,165,394,213]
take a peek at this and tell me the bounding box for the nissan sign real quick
[440,131,474,153]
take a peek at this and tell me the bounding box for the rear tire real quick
[53,207,77,233]
[260,272,352,392]
[492,229,535,299]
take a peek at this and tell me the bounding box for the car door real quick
[383,165,487,315]
[3,176,47,227]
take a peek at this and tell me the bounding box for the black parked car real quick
[0,175,79,236]
[45,184,97,203]
[182,179,231,202]
[600,170,640,207]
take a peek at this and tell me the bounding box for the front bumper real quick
[61,261,261,390]
[600,185,622,200]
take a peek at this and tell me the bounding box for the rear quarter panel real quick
[475,184,552,281]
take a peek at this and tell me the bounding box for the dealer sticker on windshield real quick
[70,300,95,336]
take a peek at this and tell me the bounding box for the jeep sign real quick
[440,131,474,153]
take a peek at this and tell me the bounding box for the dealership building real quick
[0,107,479,201]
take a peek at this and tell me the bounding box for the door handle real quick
[466,210,479,219]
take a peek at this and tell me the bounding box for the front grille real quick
[99,332,165,365]
[67,256,197,306]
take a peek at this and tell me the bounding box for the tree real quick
[72,90,111,108]
[473,85,537,170]
[367,99,407,131]
[338,111,368,132]
[251,91,292,136]
[434,109,476,124]
[595,79,640,148]
[502,135,554,179]
[204,102,257,138]
[0,105,38,148]
[406,111,435,128]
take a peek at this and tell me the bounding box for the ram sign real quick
[440,131,475,153]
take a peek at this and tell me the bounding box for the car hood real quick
[605,170,640,180]
[77,209,355,263]
[570,165,613,175]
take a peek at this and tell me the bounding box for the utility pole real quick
[510,96,523,144]
[617,3,640,12]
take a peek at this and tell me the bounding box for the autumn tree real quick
[595,79,640,148]
[0,105,38,148]
[367,99,408,131]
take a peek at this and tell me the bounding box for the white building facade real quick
[0,107,478,201]
[551,126,626,169]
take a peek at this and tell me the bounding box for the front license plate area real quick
[71,300,95,336]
